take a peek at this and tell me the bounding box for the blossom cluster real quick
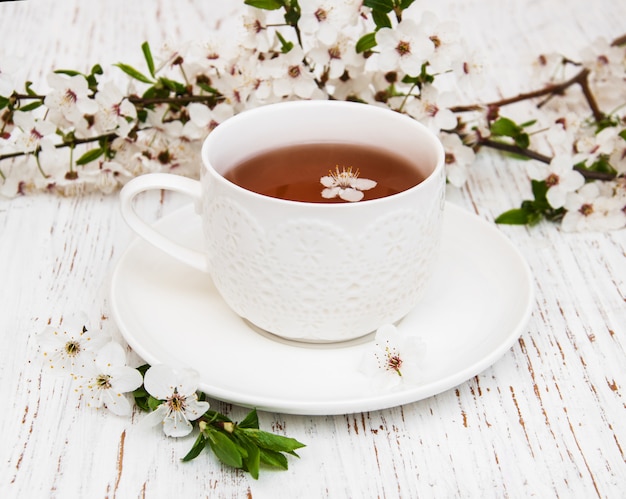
[37,313,306,476]
[0,0,625,231]
[38,313,207,435]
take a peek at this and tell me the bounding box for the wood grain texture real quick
[1,1,625,498]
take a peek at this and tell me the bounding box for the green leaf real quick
[0,95,9,109]
[234,432,261,479]
[202,409,233,424]
[114,63,154,84]
[531,179,548,202]
[581,156,618,176]
[239,409,260,429]
[182,433,208,462]
[196,82,220,94]
[240,428,305,454]
[399,0,416,8]
[275,31,294,53]
[244,443,261,479]
[618,129,626,141]
[490,116,530,149]
[490,117,520,138]
[147,396,162,411]
[364,0,394,13]
[519,119,537,128]
[494,208,533,225]
[258,447,289,470]
[514,132,530,149]
[18,101,43,113]
[24,81,37,97]
[206,428,244,469]
[136,109,148,123]
[75,147,105,166]
[157,77,187,95]
[244,0,283,10]
[356,32,378,53]
[132,386,151,411]
[54,69,83,77]
[283,5,301,26]
[371,10,392,29]
[90,64,104,77]
[141,42,156,78]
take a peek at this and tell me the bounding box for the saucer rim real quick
[110,202,534,415]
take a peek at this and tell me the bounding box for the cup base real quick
[242,319,378,349]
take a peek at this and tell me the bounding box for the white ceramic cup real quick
[120,100,445,343]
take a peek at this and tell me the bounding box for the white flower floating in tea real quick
[320,166,377,202]
[360,324,424,389]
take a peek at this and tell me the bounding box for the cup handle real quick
[119,173,208,272]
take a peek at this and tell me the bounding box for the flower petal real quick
[339,188,364,202]
[142,404,169,428]
[321,187,340,199]
[143,365,177,400]
[183,399,210,422]
[102,391,133,417]
[109,366,143,393]
[163,412,193,437]
[96,341,127,367]
[353,178,377,191]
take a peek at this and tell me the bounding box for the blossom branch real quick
[476,137,619,181]
[0,2,624,231]
[451,67,603,122]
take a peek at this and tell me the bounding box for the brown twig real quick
[478,138,552,163]
[451,67,604,122]
[611,34,626,46]
[477,138,618,181]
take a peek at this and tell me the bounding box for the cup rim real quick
[201,100,445,208]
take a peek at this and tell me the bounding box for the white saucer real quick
[110,202,533,416]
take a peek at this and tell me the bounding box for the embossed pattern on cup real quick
[120,100,446,343]
[202,173,445,341]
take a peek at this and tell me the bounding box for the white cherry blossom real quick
[369,19,435,75]
[440,132,475,187]
[44,72,98,124]
[240,8,276,53]
[452,52,486,96]
[82,160,133,194]
[307,30,365,81]
[262,46,321,99]
[527,155,585,209]
[298,0,361,47]
[575,126,619,167]
[76,341,143,416]
[38,313,109,376]
[405,85,457,133]
[561,182,626,231]
[320,166,377,202]
[93,81,137,137]
[11,110,57,154]
[413,11,462,74]
[142,365,210,437]
[183,101,234,139]
[609,134,626,174]
[360,324,423,389]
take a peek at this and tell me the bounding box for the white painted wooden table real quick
[1,1,625,497]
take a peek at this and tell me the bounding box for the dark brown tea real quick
[223,142,426,203]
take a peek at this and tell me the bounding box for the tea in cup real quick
[120,100,445,343]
